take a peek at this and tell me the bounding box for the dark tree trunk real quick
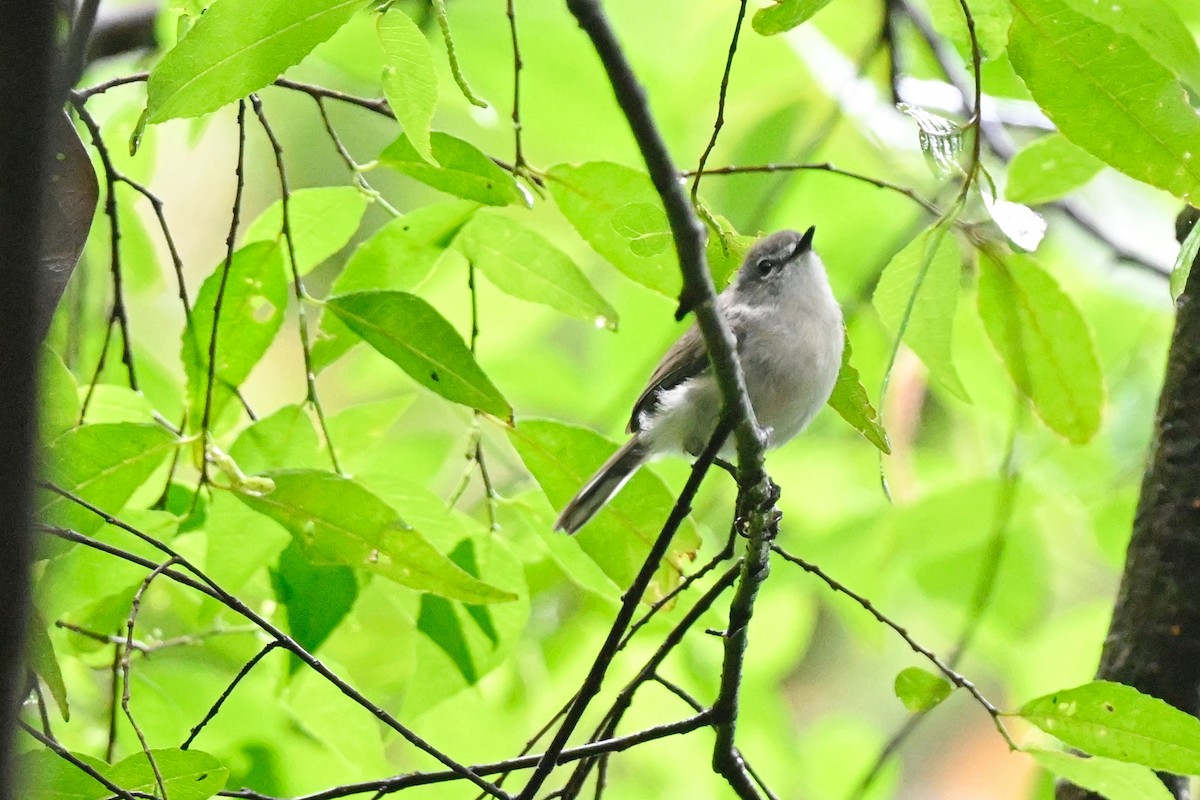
[1057,209,1200,800]
[0,0,57,795]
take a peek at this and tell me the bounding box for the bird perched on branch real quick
[555,226,844,534]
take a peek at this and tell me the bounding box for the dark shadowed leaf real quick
[39,113,97,337]
[27,613,68,721]
[271,539,358,673]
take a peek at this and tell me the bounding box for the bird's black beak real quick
[798,225,816,254]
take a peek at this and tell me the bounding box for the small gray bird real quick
[554,227,844,534]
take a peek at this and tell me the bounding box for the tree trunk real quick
[0,1,56,795]
[1057,208,1200,800]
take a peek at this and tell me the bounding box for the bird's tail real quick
[554,438,649,534]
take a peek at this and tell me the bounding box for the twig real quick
[622,523,738,646]
[29,679,52,738]
[689,0,749,203]
[711,488,780,799]
[681,161,941,216]
[19,722,144,800]
[561,563,742,797]
[72,103,139,403]
[35,489,511,800]
[313,97,401,217]
[120,558,181,800]
[505,0,526,170]
[60,0,102,92]
[449,260,499,528]
[515,416,733,800]
[847,403,1023,799]
[183,642,280,749]
[220,713,713,800]
[249,95,342,474]
[563,0,763,475]
[106,633,121,761]
[56,619,255,654]
[771,545,1017,748]
[74,70,149,99]
[199,100,249,495]
[272,77,392,116]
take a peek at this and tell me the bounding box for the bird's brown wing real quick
[626,303,748,434]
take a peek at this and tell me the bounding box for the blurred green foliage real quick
[26,0,1200,797]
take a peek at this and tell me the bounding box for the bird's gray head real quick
[732,226,822,299]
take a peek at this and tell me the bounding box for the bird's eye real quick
[756,258,776,276]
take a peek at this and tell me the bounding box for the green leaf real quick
[547,162,680,297]
[1005,133,1104,206]
[507,420,700,596]
[236,469,516,603]
[873,226,969,400]
[926,0,1012,60]
[894,666,953,712]
[333,200,478,295]
[316,198,482,372]
[326,290,512,421]
[751,0,836,35]
[1170,214,1200,299]
[826,330,890,453]
[418,595,476,683]
[1058,0,1200,92]
[39,423,177,538]
[378,132,523,206]
[40,346,79,441]
[17,748,107,800]
[1019,681,1200,775]
[271,539,358,672]
[1008,0,1200,202]
[611,203,672,258]
[77,385,156,426]
[1029,750,1175,800]
[229,404,323,474]
[377,8,438,164]
[27,613,68,721]
[977,252,1104,443]
[243,186,369,275]
[455,211,619,329]
[184,241,289,427]
[449,539,501,647]
[105,748,228,800]
[145,0,361,123]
